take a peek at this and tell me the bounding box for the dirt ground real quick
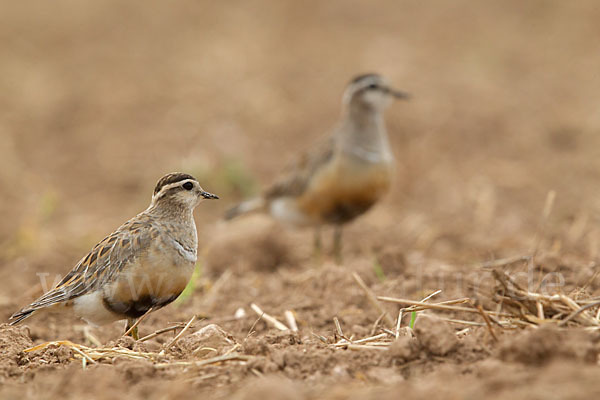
[1,1,600,398]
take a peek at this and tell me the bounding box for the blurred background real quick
[1,0,600,303]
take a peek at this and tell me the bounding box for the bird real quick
[9,172,219,339]
[225,73,409,261]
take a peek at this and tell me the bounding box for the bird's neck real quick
[146,200,195,224]
[145,202,198,249]
[336,104,393,163]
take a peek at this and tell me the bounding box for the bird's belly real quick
[100,257,195,320]
[270,197,315,227]
[297,159,393,225]
[73,291,123,326]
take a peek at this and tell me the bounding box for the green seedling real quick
[373,258,386,282]
[409,311,417,329]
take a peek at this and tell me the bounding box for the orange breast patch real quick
[297,157,393,224]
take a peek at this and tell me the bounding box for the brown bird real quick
[10,172,218,339]
[225,73,409,261]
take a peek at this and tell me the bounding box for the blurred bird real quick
[9,172,218,339]
[225,73,409,261]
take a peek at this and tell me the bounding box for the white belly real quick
[73,291,122,326]
[269,197,316,227]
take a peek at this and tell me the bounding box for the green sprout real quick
[373,259,386,282]
[409,311,417,329]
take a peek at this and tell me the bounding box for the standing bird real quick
[225,73,409,261]
[9,172,218,339]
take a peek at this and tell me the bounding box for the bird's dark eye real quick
[182,182,194,190]
[367,83,378,90]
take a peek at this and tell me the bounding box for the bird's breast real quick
[100,245,196,320]
[296,155,394,224]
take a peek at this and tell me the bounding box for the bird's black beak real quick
[201,191,219,200]
[385,87,411,100]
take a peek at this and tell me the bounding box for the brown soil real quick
[2,1,600,398]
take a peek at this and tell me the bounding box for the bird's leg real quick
[332,226,343,264]
[126,318,139,340]
[313,226,323,264]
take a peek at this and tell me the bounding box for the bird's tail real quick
[9,308,35,325]
[224,197,266,220]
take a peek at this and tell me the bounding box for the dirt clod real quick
[414,314,459,356]
[114,358,157,383]
[242,337,271,356]
[174,323,236,356]
[387,335,420,361]
[0,325,33,381]
[497,326,599,365]
[112,335,136,350]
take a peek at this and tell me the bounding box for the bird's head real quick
[343,73,410,111]
[151,172,219,210]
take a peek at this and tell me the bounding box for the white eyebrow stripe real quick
[354,76,379,89]
[153,179,196,200]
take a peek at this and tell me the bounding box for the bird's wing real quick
[10,216,157,323]
[265,136,335,200]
